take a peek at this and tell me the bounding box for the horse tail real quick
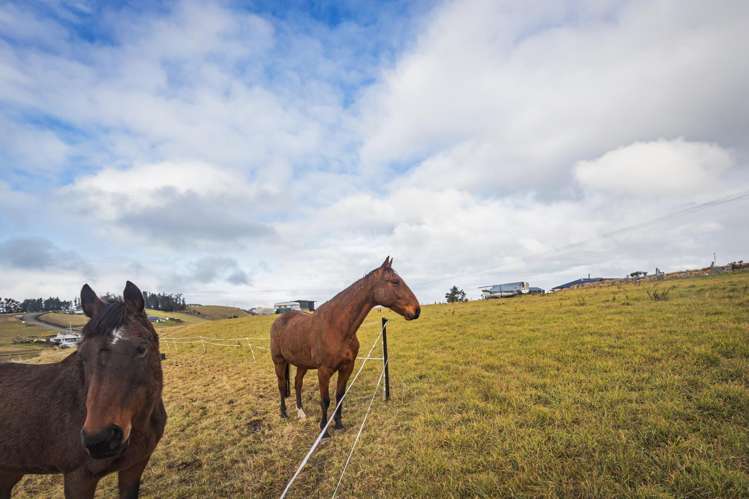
[284,363,291,397]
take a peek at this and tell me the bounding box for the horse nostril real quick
[413,307,421,319]
[109,425,123,448]
[81,425,124,457]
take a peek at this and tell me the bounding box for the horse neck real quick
[319,274,376,340]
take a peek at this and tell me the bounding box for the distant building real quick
[274,300,315,314]
[249,307,275,316]
[479,282,529,299]
[528,286,545,294]
[50,331,81,348]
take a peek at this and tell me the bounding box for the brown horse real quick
[270,257,420,437]
[0,282,166,499]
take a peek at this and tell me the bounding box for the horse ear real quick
[81,284,105,318]
[388,257,394,267]
[381,256,391,269]
[123,281,145,314]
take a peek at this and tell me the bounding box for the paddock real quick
[9,270,749,497]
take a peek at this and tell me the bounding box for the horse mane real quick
[317,267,383,313]
[82,300,126,337]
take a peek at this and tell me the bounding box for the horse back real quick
[270,311,321,366]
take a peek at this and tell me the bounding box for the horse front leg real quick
[118,458,150,499]
[317,366,334,438]
[0,471,23,499]
[64,468,100,499]
[334,360,355,430]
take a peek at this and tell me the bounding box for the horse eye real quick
[136,345,147,357]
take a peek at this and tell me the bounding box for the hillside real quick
[12,271,749,497]
[0,314,50,360]
[37,312,88,329]
[186,304,249,320]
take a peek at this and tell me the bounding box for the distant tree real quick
[445,286,467,303]
[0,298,22,313]
[142,291,186,312]
[20,298,43,312]
[101,292,120,303]
[18,297,72,312]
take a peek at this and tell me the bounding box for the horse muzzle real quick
[406,306,421,320]
[81,425,128,459]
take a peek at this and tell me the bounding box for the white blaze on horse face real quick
[110,327,126,345]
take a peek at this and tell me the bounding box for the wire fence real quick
[160,335,268,361]
[157,321,391,498]
[279,322,389,499]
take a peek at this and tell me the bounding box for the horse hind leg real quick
[295,367,308,419]
[274,360,289,418]
[0,471,23,499]
[285,363,291,397]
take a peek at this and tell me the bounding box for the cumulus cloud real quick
[1,0,748,306]
[0,237,89,273]
[62,162,277,246]
[191,256,250,285]
[359,0,749,196]
[575,139,734,196]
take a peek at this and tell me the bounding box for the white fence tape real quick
[279,324,386,499]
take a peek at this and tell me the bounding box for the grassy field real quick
[29,310,203,332]
[145,309,207,326]
[34,306,241,330]
[11,271,749,498]
[0,314,51,359]
[38,312,89,329]
[186,304,249,320]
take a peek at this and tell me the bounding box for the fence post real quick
[382,317,390,401]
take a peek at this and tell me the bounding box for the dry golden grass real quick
[144,309,206,326]
[11,271,749,498]
[0,314,50,357]
[186,304,249,320]
[38,312,89,328]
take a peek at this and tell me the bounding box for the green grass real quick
[12,271,749,498]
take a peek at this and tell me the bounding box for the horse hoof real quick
[297,408,307,420]
[280,412,288,419]
[334,421,344,430]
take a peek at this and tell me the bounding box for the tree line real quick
[142,291,186,312]
[0,297,74,313]
[0,291,187,313]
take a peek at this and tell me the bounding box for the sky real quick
[1,0,748,307]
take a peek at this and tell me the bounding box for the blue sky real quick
[1,0,748,306]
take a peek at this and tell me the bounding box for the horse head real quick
[76,281,162,459]
[371,256,421,320]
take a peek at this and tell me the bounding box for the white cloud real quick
[575,139,734,196]
[0,117,71,175]
[61,161,277,246]
[359,0,749,195]
[1,0,748,307]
